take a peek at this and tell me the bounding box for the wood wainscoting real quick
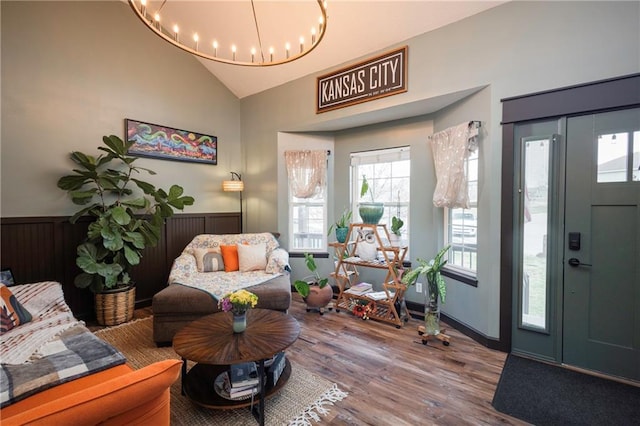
[0,212,240,319]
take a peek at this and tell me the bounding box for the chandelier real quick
[128,0,328,67]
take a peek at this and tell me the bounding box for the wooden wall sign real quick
[316,46,407,114]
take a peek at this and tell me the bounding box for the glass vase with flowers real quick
[218,289,259,333]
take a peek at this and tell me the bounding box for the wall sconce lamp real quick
[222,172,244,232]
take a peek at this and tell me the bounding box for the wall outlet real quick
[415,282,423,294]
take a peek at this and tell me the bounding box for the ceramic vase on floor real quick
[233,311,247,333]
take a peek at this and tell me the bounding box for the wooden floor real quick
[111,296,527,425]
[283,295,527,425]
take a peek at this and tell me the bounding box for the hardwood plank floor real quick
[103,297,526,425]
[284,295,526,425]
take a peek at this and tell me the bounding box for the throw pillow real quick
[0,283,32,334]
[237,243,267,272]
[220,245,240,272]
[266,248,290,274]
[193,247,225,272]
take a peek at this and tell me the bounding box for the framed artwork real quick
[125,119,217,165]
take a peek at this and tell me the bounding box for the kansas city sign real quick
[316,46,407,113]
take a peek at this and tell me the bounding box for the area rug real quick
[492,354,640,426]
[95,317,347,426]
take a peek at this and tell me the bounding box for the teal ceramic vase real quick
[335,227,349,243]
[358,202,384,224]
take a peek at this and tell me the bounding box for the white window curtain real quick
[429,122,479,208]
[284,150,327,198]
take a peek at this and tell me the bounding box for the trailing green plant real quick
[391,216,404,236]
[360,174,375,202]
[293,252,329,298]
[57,135,195,293]
[402,245,451,303]
[328,207,352,236]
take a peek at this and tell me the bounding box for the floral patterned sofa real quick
[152,233,291,345]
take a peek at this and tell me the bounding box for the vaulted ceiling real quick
[129,1,507,98]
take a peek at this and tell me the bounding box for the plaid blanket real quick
[0,281,83,365]
[0,324,126,407]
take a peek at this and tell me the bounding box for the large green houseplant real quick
[57,135,194,324]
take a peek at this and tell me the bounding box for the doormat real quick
[492,354,640,425]
[96,317,347,426]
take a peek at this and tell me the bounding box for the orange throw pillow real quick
[220,245,239,272]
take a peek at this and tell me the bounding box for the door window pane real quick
[597,133,628,183]
[521,137,551,331]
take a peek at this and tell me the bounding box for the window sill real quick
[442,266,478,287]
[289,252,330,259]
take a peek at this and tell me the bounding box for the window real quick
[444,148,478,273]
[350,147,410,248]
[290,187,327,252]
[596,130,640,183]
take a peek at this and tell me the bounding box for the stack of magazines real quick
[225,362,260,399]
[215,353,288,400]
[344,282,373,295]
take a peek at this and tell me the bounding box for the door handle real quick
[568,258,592,267]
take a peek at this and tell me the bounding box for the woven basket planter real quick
[95,285,135,326]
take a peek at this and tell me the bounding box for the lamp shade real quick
[223,180,244,192]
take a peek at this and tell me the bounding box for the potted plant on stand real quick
[57,135,194,326]
[293,253,333,314]
[402,245,451,339]
[389,216,404,246]
[358,175,384,224]
[328,207,352,243]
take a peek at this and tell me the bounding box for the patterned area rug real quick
[95,317,347,426]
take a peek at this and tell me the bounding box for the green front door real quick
[563,108,640,381]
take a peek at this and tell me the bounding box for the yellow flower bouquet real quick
[218,289,258,314]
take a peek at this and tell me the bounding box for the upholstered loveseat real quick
[152,232,291,345]
[0,281,180,425]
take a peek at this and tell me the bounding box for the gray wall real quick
[1,1,242,217]
[241,1,640,338]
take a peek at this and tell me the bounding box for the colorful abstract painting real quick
[125,119,217,165]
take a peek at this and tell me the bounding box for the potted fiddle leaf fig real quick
[57,135,195,325]
[358,175,384,224]
[293,253,333,314]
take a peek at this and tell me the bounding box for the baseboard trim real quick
[405,300,507,352]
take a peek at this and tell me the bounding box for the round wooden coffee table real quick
[173,309,300,425]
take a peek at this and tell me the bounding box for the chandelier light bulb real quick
[140,0,146,16]
[269,46,274,62]
[173,24,179,42]
[193,33,199,51]
[154,13,160,29]
[299,36,304,53]
[231,44,236,61]
[311,27,317,44]
[251,47,256,63]
[285,42,290,59]
[213,40,218,57]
